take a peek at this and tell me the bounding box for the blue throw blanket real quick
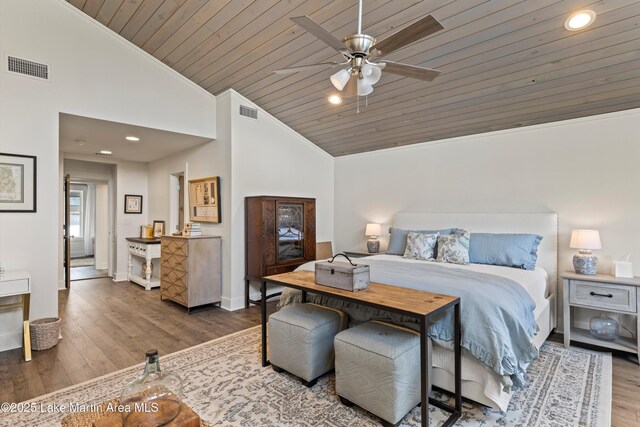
[285,259,539,388]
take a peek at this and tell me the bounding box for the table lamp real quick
[365,223,382,253]
[570,229,602,275]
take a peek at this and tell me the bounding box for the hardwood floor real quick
[0,277,275,404]
[0,278,638,426]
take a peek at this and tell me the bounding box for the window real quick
[69,190,83,238]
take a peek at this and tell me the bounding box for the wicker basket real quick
[30,317,61,350]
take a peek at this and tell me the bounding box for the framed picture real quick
[152,220,165,238]
[0,152,36,213]
[188,176,221,223]
[124,194,143,214]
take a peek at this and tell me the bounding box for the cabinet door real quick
[276,201,305,263]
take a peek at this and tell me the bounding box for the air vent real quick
[239,105,258,119]
[94,152,112,157]
[7,56,49,80]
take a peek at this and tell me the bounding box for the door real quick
[63,174,71,289]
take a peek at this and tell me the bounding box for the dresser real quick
[245,196,316,308]
[562,271,640,361]
[0,270,31,361]
[160,236,221,312]
[126,237,161,290]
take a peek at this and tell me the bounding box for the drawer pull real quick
[590,291,613,298]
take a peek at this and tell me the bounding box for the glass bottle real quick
[120,349,183,426]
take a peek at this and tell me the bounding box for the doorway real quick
[62,159,116,287]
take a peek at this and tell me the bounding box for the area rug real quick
[0,326,611,427]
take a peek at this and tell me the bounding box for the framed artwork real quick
[152,220,165,238]
[0,152,36,213]
[124,194,143,214]
[188,176,221,223]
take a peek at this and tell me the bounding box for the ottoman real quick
[335,321,429,427]
[269,303,346,387]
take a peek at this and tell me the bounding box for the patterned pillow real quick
[437,229,470,265]
[403,232,439,261]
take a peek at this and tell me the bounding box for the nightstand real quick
[342,250,376,259]
[562,271,640,362]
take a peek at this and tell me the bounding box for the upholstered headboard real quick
[393,212,559,297]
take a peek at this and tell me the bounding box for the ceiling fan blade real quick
[343,74,358,98]
[290,16,346,52]
[380,61,441,81]
[372,15,443,57]
[274,62,341,74]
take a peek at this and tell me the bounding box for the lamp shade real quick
[570,229,602,250]
[330,68,351,91]
[365,223,382,237]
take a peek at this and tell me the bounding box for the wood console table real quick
[0,270,31,361]
[263,270,462,427]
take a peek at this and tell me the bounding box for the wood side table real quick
[0,270,32,361]
[562,271,640,362]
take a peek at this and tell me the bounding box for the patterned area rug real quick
[0,326,611,427]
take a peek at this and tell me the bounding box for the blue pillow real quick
[469,233,543,270]
[386,227,452,255]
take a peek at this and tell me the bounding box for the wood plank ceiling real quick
[66,0,640,156]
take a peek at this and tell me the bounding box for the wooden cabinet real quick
[160,236,221,312]
[245,196,316,308]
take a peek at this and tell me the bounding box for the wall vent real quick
[239,105,258,119]
[7,56,49,80]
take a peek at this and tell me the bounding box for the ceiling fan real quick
[274,0,444,101]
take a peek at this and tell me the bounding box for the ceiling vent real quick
[239,105,258,119]
[7,55,49,80]
[94,151,112,157]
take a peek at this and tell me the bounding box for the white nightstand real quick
[562,271,640,362]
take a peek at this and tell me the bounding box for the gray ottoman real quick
[269,303,346,387]
[335,321,429,427]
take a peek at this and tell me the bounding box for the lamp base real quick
[573,252,598,275]
[367,239,380,254]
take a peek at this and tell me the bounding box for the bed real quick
[281,212,557,411]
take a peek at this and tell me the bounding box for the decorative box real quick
[315,254,370,292]
[612,261,634,278]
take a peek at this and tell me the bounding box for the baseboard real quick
[221,296,244,311]
[0,331,22,352]
[112,272,128,282]
[95,262,108,270]
[58,279,65,290]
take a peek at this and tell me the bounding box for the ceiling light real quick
[564,10,596,31]
[328,95,343,105]
[99,150,112,155]
[125,136,140,141]
[330,69,351,91]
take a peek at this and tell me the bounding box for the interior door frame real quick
[63,173,71,289]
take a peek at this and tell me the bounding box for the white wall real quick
[228,90,334,310]
[0,0,215,351]
[334,108,640,331]
[95,183,109,270]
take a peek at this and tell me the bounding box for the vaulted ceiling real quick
[66,0,640,156]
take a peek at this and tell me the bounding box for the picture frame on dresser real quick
[188,176,221,223]
[152,220,165,237]
[0,152,36,213]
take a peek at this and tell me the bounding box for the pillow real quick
[403,232,439,261]
[386,227,452,255]
[437,229,470,265]
[469,233,543,270]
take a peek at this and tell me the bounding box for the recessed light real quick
[99,150,112,155]
[125,136,140,141]
[328,95,342,105]
[564,10,596,31]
